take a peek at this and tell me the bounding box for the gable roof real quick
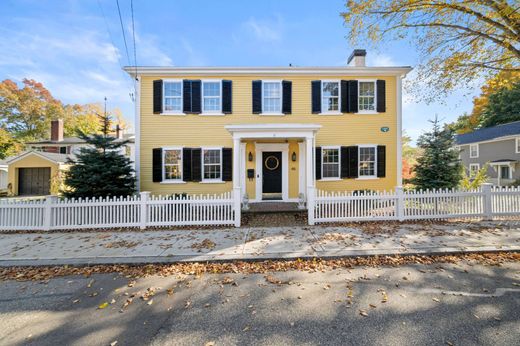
[455,121,520,145]
[6,151,73,165]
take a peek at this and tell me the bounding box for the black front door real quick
[262,151,282,199]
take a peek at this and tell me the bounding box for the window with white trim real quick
[500,166,511,179]
[321,81,339,113]
[469,163,480,175]
[202,148,222,180]
[359,146,376,177]
[470,144,479,158]
[358,81,376,112]
[262,82,282,113]
[322,148,340,178]
[202,81,221,113]
[163,149,182,180]
[163,81,182,112]
[516,138,520,153]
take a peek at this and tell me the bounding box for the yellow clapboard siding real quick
[139,74,398,195]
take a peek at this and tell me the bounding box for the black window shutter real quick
[153,80,163,114]
[340,146,349,178]
[183,80,192,113]
[347,80,358,113]
[191,80,201,114]
[340,80,348,113]
[347,146,358,178]
[182,148,192,182]
[311,80,321,113]
[377,145,386,177]
[222,80,232,114]
[252,80,262,114]
[282,80,292,114]
[152,148,163,182]
[191,148,202,181]
[222,148,232,181]
[315,147,322,180]
[376,80,386,112]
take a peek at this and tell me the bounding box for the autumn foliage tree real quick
[342,1,520,102]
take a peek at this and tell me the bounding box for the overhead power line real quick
[116,0,132,67]
[130,0,138,82]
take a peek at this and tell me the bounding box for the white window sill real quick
[200,180,226,184]
[160,180,186,184]
[259,113,285,116]
[357,111,379,115]
[356,176,378,180]
[161,112,186,116]
[320,177,342,181]
[319,112,342,116]
[200,113,226,116]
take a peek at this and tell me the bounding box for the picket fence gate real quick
[310,184,520,224]
[0,191,237,231]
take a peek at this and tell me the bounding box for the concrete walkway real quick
[0,220,519,266]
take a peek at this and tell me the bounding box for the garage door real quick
[18,168,51,196]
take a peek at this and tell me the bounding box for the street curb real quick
[1,247,518,267]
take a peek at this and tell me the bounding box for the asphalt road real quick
[0,261,519,346]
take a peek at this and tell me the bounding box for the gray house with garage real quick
[455,121,520,186]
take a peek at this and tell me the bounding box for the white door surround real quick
[226,123,321,207]
[255,143,289,202]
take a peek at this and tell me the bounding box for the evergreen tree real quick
[411,117,461,190]
[62,112,135,198]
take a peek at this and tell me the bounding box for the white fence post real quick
[395,186,405,221]
[140,191,150,229]
[307,186,315,225]
[482,183,493,220]
[233,188,241,227]
[43,195,57,231]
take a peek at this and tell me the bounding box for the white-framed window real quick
[470,143,479,158]
[516,138,520,153]
[163,80,183,113]
[202,80,222,113]
[202,148,222,181]
[500,166,511,180]
[469,163,480,175]
[358,145,377,177]
[321,147,340,179]
[262,81,282,113]
[163,148,182,181]
[358,81,376,112]
[321,81,340,113]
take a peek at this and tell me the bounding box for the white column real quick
[305,136,315,225]
[396,75,403,187]
[233,137,241,227]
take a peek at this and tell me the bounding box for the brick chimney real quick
[51,119,64,142]
[347,49,367,67]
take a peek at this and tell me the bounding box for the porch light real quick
[248,152,253,162]
[292,151,297,162]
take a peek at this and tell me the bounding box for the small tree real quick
[411,117,462,190]
[62,112,135,198]
[459,164,489,190]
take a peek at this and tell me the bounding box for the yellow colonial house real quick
[125,50,411,211]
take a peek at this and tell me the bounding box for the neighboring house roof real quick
[6,151,74,165]
[27,134,135,145]
[455,121,520,145]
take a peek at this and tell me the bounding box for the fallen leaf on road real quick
[432,298,440,302]
[167,288,174,296]
[98,302,109,309]
[110,341,118,346]
[381,291,388,303]
[147,299,153,306]
[359,310,368,317]
[72,299,80,304]
[369,304,377,308]
[243,326,250,331]
[185,300,191,309]
[205,342,215,346]
[87,279,94,288]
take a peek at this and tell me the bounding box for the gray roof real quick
[455,121,520,145]
[6,151,74,164]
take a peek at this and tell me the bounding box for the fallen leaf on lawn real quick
[128,281,136,288]
[297,296,302,299]
[359,310,368,317]
[432,298,440,302]
[98,302,109,309]
[369,304,377,308]
[110,299,116,304]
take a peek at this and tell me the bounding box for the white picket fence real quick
[0,191,237,231]
[311,184,520,224]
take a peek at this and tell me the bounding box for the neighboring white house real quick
[0,160,7,191]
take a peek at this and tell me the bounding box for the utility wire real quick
[116,0,132,67]
[130,0,138,82]
[97,0,135,101]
